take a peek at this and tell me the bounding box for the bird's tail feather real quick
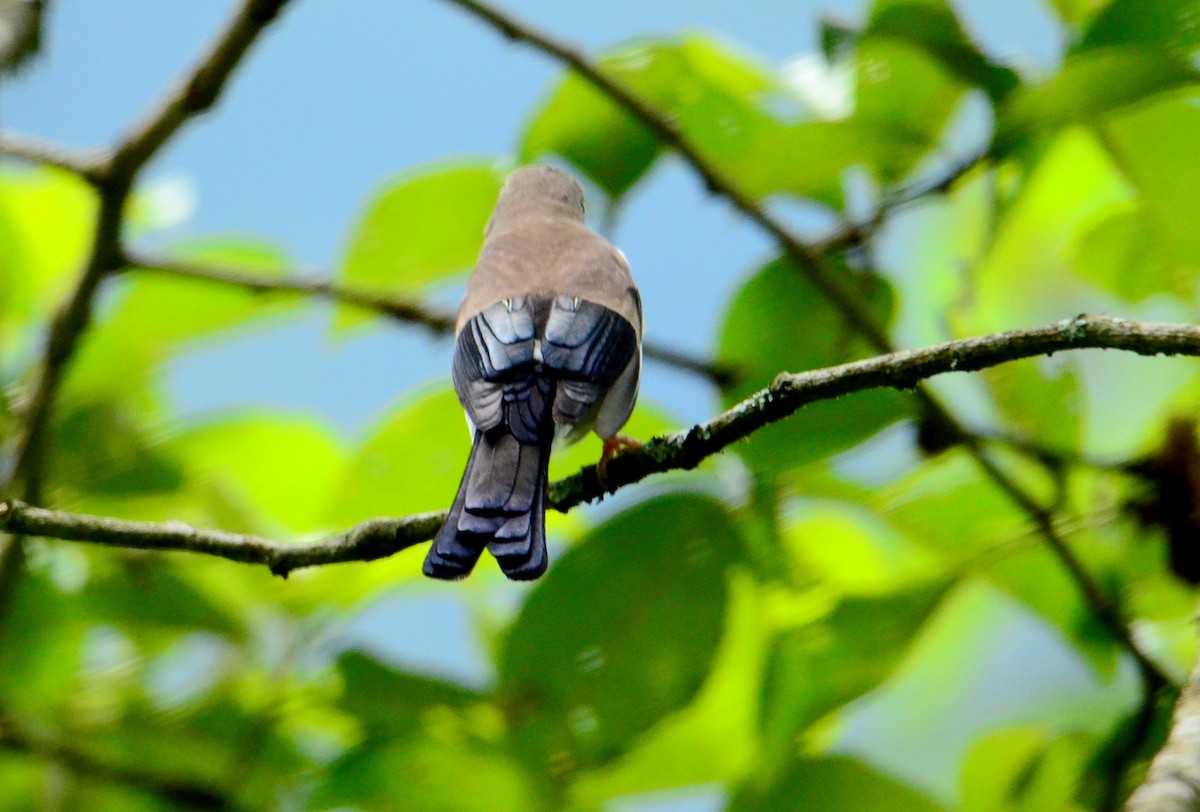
[424,428,551,581]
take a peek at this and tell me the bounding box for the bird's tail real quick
[424,427,551,581]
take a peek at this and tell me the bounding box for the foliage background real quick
[1,0,1198,810]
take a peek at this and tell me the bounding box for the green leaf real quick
[1043,0,1110,27]
[717,257,910,475]
[953,128,1130,336]
[337,650,482,735]
[500,493,735,773]
[961,727,1095,812]
[994,49,1197,154]
[82,562,242,641]
[1100,93,1200,287]
[314,732,537,812]
[0,572,86,717]
[981,358,1083,451]
[987,543,1119,677]
[521,71,661,201]
[0,167,96,357]
[336,160,505,328]
[49,398,185,499]
[730,754,946,812]
[870,452,1029,559]
[1080,0,1200,61]
[866,0,1020,103]
[69,237,295,402]
[522,35,784,200]
[326,386,469,528]
[782,504,940,594]
[1073,202,1182,303]
[742,40,965,204]
[759,582,950,774]
[168,412,346,535]
[0,754,46,811]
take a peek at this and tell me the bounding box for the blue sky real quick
[3,3,1085,807]
[4,0,1061,435]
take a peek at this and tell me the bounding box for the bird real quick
[424,165,643,581]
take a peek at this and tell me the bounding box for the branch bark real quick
[0,0,297,617]
[1126,637,1200,811]
[0,131,106,180]
[123,249,737,385]
[432,0,1164,690]
[2,315,1194,610]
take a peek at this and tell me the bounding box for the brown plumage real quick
[424,166,643,581]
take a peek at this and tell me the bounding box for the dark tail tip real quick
[424,429,551,582]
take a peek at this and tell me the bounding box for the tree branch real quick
[1125,634,1200,811]
[0,0,298,614]
[2,315,1195,611]
[123,249,738,386]
[103,0,294,184]
[0,131,106,181]
[432,0,1162,691]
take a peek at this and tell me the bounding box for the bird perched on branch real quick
[424,165,643,581]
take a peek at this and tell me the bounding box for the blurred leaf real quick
[169,412,346,535]
[782,503,940,594]
[730,754,946,812]
[49,398,185,499]
[0,572,86,717]
[717,257,910,475]
[86,692,305,805]
[500,493,734,773]
[314,730,536,812]
[326,386,469,528]
[853,36,969,182]
[0,754,45,811]
[988,544,1118,677]
[1080,0,1200,61]
[83,562,242,642]
[70,237,294,401]
[1043,0,1110,26]
[759,581,950,774]
[953,128,1129,335]
[981,358,1083,451]
[570,572,766,802]
[961,727,1094,812]
[0,167,96,358]
[1073,202,1181,303]
[871,453,1029,558]
[336,160,504,329]
[866,0,1020,103]
[522,35,785,200]
[995,49,1196,153]
[337,650,482,735]
[1101,92,1200,289]
[743,39,965,204]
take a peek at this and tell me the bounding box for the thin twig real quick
[123,249,738,385]
[0,131,106,180]
[124,250,457,335]
[2,315,1195,617]
[434,0,1160,692]
[104,0,293,184]
[813,149,990,254]
[0,0,297,615]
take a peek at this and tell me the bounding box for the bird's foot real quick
[596,434,643,492]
